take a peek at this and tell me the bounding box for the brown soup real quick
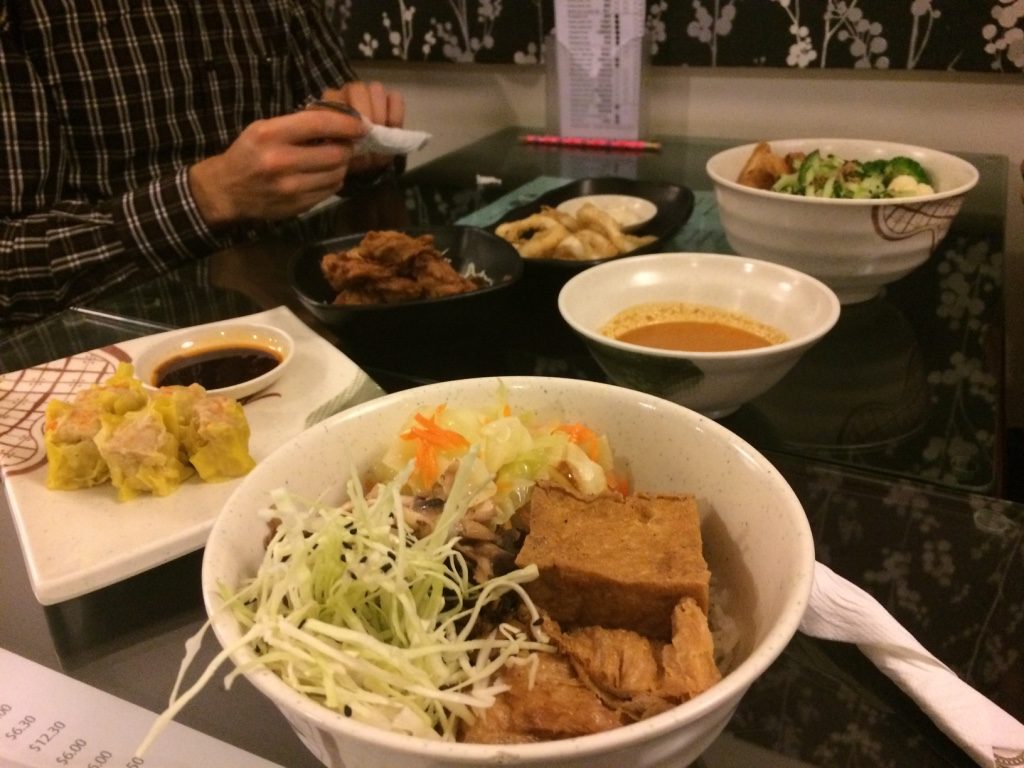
[618,320,774,352]
[601,302,787,353]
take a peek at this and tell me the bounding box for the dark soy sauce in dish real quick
[154,345,281,390]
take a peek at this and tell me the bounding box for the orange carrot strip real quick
[400,408,469,487]
[556,422,601,460]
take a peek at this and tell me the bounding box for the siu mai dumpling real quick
[150,384,206,460]
[93,405,193,501]
[43,362,148,491]
[84,362,149,416]
[43,399,109,490]
[181,395,255,482]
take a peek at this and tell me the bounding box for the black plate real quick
[290,226,523,330]
[490,177,695,273]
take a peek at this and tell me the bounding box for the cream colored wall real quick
[358,62,1024,427]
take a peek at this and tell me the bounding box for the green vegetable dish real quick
[774,151,935,199]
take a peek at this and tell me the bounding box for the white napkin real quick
[799,561,1024,767]
[357,123,431,156]
[301,98,431,156]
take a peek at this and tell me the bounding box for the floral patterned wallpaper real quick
[329,0,1024,73]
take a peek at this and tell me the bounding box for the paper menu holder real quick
[544,28,651,140]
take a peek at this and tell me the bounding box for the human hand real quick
[188,108,366,227]
[320,81,405,176]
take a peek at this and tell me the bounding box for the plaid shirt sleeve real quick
[0,1,360,328]
[0,17,228,326]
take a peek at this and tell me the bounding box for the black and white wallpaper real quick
[328,0,1024,74]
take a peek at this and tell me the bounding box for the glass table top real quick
[0,128,1018,768]
[3,130,1007,497]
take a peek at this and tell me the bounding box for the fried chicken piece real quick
[319,230,479,305]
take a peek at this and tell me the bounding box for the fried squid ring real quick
[539,206,580,233]
[495,202,657,261]
[552,230,619,261]
[495,213,570,259]
[575,203,634,253]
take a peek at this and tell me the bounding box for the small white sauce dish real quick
[133,321,295,400]
[556,194,658,231]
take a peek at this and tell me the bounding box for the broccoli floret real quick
[859,159,888,179]
[884,156,931,185]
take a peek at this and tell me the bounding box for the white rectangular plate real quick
[0,306,382,605]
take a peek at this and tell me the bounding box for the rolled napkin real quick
[799,561,1024,768]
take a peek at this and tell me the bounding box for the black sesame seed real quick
[343,705,353,717]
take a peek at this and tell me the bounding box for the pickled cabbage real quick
[375,391,623,525]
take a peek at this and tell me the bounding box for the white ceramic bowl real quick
[558,252,841,418]
[556,194,658,231]
[705,138,979,304]
[133,320,294,400]
[203,376,815,768]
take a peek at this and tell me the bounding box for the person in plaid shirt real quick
[0,1,404,326]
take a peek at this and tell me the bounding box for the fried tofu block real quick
[459,652,625,744]
[737,141,791,189]
[550,597,721,716]
[515,484,710,640]
[661,597,722,697]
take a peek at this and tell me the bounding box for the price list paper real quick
[553,0,646,140]
[0,649,283,768]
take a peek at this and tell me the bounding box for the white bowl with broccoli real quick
[706,138,979,304]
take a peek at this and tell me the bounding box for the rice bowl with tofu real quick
[152,378,814,768]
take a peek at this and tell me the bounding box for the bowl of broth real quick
[558,252,841,418]
[133,320,295,401]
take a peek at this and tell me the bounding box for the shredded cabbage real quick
[136,448,551,756]
[137,394,625,756]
